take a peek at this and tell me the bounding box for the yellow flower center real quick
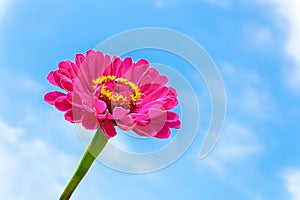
[93,75,142,110]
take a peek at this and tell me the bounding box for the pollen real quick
[93,75,142,110]
[93,75,116,88]
[100,85,113,99]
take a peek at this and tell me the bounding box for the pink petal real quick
[167,112,179,121]
[75,53,85,69]
[134,58,149,68]
[71,108,86,123]
[86,49,94,56]
[82,113,99,130]
[142,86,169,104]
[46,71,59,86]
[58,60,77,78]
[140,83,161,95]
[73,75,93,102]
[69,61,78,78]
[53,71,63,88]
[149,106,166,119]
[116,118,135,131]
[118,57,133,76]
[102,120,117,138]
[58,61,73,77]
[138,67,168,86]
[44,91,65,105]
[112,107,128,120]
[133,126,156,137]
[144,68,159,81]
[163,97,178,110]
[94,99,107,114]
[113,107,135,131]
[84,50,111,81]
[96,113,107,121]
[123,58,149,84]
[107,112,114,120]
[166,112,180,129]
[168,87,178,97]
[60,78,73,91]
[137,75,153,87]
[166,120,181,129]
[64,110,77,123]
[66,92,73,103]
[58,60,70,70]
[111,57,122,77]
[54,96,72,111]
[154,126,171,139]
[136,119,151,126]
[140,99,165,110]
[154,75,168,85]
[76,51,112,94]
[130,110,150,122]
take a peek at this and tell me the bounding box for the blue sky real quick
[1,0,300,199]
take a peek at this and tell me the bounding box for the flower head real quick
[44,50,181,138]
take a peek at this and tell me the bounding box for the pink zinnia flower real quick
[44,50,180,139]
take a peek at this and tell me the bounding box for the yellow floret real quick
[93,75,143,107]
[100,85,113,99]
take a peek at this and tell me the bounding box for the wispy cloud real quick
[195,62,274,198]
[154,0,165,9]
[196,62,273,175]
[0,68,52,113]
[0,41,81,198]
[0,0,12,24]
[0,66,113,199]
[282,168,300,200]
[0,119,77,199]
[263,0,300,91]
[202,121,261,175]
[243,24,274,48]
[221,62,276,120]
[202,0,229,8]
[199,62,275,172]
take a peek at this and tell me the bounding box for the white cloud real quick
[154,0,165,9]
[0,119,76,199]
[153,0,184,9]
[202,121,261,175]
[238,87,275,119]
[195,62,272,175]
[0,68,43,94]
[264,0,300,91]
[0,0,11,24]
[221,62,276,120]
[282,168,300,200]
[243,24,274,47]
[0,69,43,108]
[202,0,229,8]
[254,27,273,44]
[20,77,43,93]
[0,67,111,199]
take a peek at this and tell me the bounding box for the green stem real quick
[59,127,108,200]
